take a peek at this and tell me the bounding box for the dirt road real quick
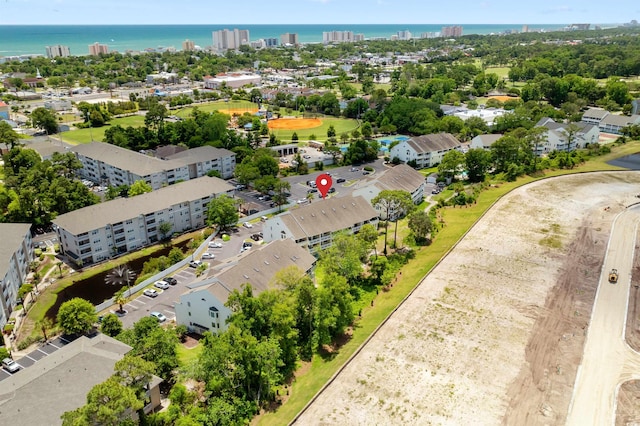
[294,172,640,425]
[567,205,640,425]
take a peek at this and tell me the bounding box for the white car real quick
[154,280,169,290]
[143,289,159,298]
[202,252,215,260]
[189,260,203,268]
[208,241,222,248]
[2,358,20,373]
[150,311,167,322]
[243,221,253,228]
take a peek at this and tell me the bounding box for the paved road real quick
[567,204,640,425]
[118,222,263,328]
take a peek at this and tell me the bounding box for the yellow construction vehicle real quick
[609,269,618,284]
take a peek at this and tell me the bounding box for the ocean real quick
[0,24,570,57]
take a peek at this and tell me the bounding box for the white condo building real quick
[0,224,33,328]
[53,177,234,265]
[71,143,236,189]
[45,45,71,58]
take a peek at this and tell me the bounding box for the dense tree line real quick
[0,148,99,225]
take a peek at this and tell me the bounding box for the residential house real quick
[263,195,379,254]
[71,142,236,188]
[0,334,162,425]
[390,133,461,169]
[469,134,503,150]
[535,117,600,153]
[352,164,425,213]
[174,239,316,335]
[53,177,234,265]
[0,224,33,328]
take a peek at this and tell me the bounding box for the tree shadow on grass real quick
[318,327,353,361]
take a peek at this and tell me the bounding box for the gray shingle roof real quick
[374,164,424,193]
[475,134,503,147]
[280,195,378,240]
[72,142,171,176]
[406,133,461,153]
[208,239,316,303]
[600,114,640,127]
[164,145,235,162]
[53,176,234,235]
[0,334,131,425]
[582,108,609,119]
[0,223,30,280]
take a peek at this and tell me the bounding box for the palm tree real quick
[105,264,136,297]
[36,317,54,341]
[114,288,128,314]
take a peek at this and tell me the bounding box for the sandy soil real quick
[294,172,640,425]
[267,118,322,130]
[219,108,259,116]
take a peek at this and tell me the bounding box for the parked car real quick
[202,252,215,260]
[297,199,309,204]
[251,233,262,241]
[243,221,253,228]
[154,280,170,290]
[189,260,203,268]
[328,187,336,194]
[208,241,222,248]
[2,358,20,373]
[336,177,346,183]
[307,188,318,194]
[164,277,177,285]
[362,171,370,175]
[143,289,159,298]
[243,241,253,249]
[150,311,167,322]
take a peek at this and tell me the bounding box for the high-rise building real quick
[212,28,250,52]
[182,39,195,51]
[323,30,359,43]
[45,45,71,58]
[88,42,109,55]
[441,26,463,38]
[521,25,529,33]
[396,30,412,40]
[280,33,299,46]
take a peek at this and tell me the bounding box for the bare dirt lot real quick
[295,172,640,425]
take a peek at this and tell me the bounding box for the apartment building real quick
[88,42,109,55]
[71,142,236,188]
[280,33,299,45]
[182,39,195,51]
[441,26,463,38]
[203,73,261,89]
[322,31,364,43]
[352,164,426,212]
[212,28,250,52]
[53,177,234,266]
[263,195,379,254]
[175,239,316,335]
[0,224,33,328]
[390,133,462,169]
[45,45,71,58]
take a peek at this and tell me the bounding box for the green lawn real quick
[268,116,360,142]
[258,141,638,425]
[177,342,203,366]
[59,115,145,145]
[485,66,511,79]
[173,100,259,118]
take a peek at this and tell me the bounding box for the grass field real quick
[173,100,259,118]
[59,115,145,145]
[257,141,638,425]
[268,116,360,142]
[485,66,511,79]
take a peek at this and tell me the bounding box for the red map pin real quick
[315,173,333,199]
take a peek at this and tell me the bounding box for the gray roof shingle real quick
[0,224,31,279]
[406,133,461,153]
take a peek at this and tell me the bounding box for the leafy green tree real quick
[61,376,143,426]
[408,210,433,244]
[315,273,354,348]
[127,180,152,197]
[113,354,156,398]
[206,194,239,231]
[465,148,491,182]
[358,223,379,258]
[144,102,167,132]
[30,107,59,134]
[372,190,414,254]
[438,149,465,180]
[35,317,54,341]
[0,121,21,149]
[320,232,367,282]
[360,121,373,139]
[168,247,184,263]
[57,297,97,336]
[272,179,291,212]
[100,313,123,337]
[159,221,173,240]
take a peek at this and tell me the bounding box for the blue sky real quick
[1,0,637,25]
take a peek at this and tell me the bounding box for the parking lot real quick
[118,222,264,329]
[1,335,76,382]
